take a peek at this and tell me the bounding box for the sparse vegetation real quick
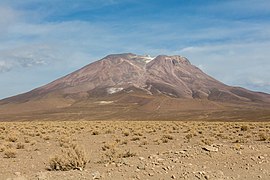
[0,120,270,179]
[16,142,25,149]
[258,133,267,141]
[49,143,87,171]
[4,148,16,158]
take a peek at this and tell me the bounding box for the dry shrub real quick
[140,140,148,145]
[59,136,72,148]
[240,125,248,131]
[100,137,137,164]
[102,142,116,151]
[118,150,136,158]
[4,148,16,158]
[105,129,114,134]
[258,133,267,141]
[201,138,213,145]
[0,144,5,152]
[92,130,99,135]
[0,135,5,140]
[24,137,30,143]
[123,131,130,136]
[43,135,51,141]
[185,133,193,140]
[120,140,128,145]
[16,142,25,149]
[161,134,174,143]
[133,131,143,136]
[130,136,140,141]
[102,146,136,163]
[49,143,87,171]
[7,134,18,142]
[30,140,36,146]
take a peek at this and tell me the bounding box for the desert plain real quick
[0,120,269,180]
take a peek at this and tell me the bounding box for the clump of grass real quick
[102,143,116,151]
[240,125,248,131]
[118,150,136,158]
[43,135,51,141]
[120,140,128,145]
[59,136,71,148]
[7,134,18,142]
[185,134,193,141]
[140,140,148,146]
[201,138,213,145]
[49,143,87,171]
[130,136,140,141]
[92,130,99,135]
[16,142,25,149]
[105,129,114,134]
[258,133,267,141]
[161,134,174,143]
[0,144,5,152]
[123,130,130,136]
[30,140,37,146]
[24,137,30,143]
[4,148,17,158]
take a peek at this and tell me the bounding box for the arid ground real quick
[0,120,269,180]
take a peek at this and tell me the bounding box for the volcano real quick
[0,53,269,121]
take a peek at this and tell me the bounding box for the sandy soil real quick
[0,121,269,180]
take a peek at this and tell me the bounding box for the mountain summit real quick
[1,53,270,121]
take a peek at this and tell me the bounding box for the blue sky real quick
[0,0,270,99]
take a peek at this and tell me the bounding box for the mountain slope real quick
[0,53,269,121]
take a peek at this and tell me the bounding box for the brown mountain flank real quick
[0,53,269,121]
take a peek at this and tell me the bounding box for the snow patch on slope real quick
[96,101,114,104]
[141,55,155,63]
[107,87,124,94]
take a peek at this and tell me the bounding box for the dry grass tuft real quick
[49,143,88,171]
[7,134,18,142]
[4,148,17,158]
[258,133,267,141]
[161,134,174,143]
[16,142,25,149]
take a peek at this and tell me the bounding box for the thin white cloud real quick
[177,41,270,93]
[0,61,12,72]
[0,45,60,71]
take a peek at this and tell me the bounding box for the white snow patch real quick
[96,101,114,104]
[107,87,124,94]
[141,55,155,63]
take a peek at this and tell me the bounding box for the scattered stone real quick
[37,172,47,180]
[177,150,187,155]
[116,163,122,167]
[171,175,176,179]
[157,158,165,163]
[14,172,21,176]
[258,155,264,159]
[237,151,242,155]
[92,171,101,179]
[202,145,218,152]
[149,154,158,159]
[137,163,146,170]
[139,157,145,161]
